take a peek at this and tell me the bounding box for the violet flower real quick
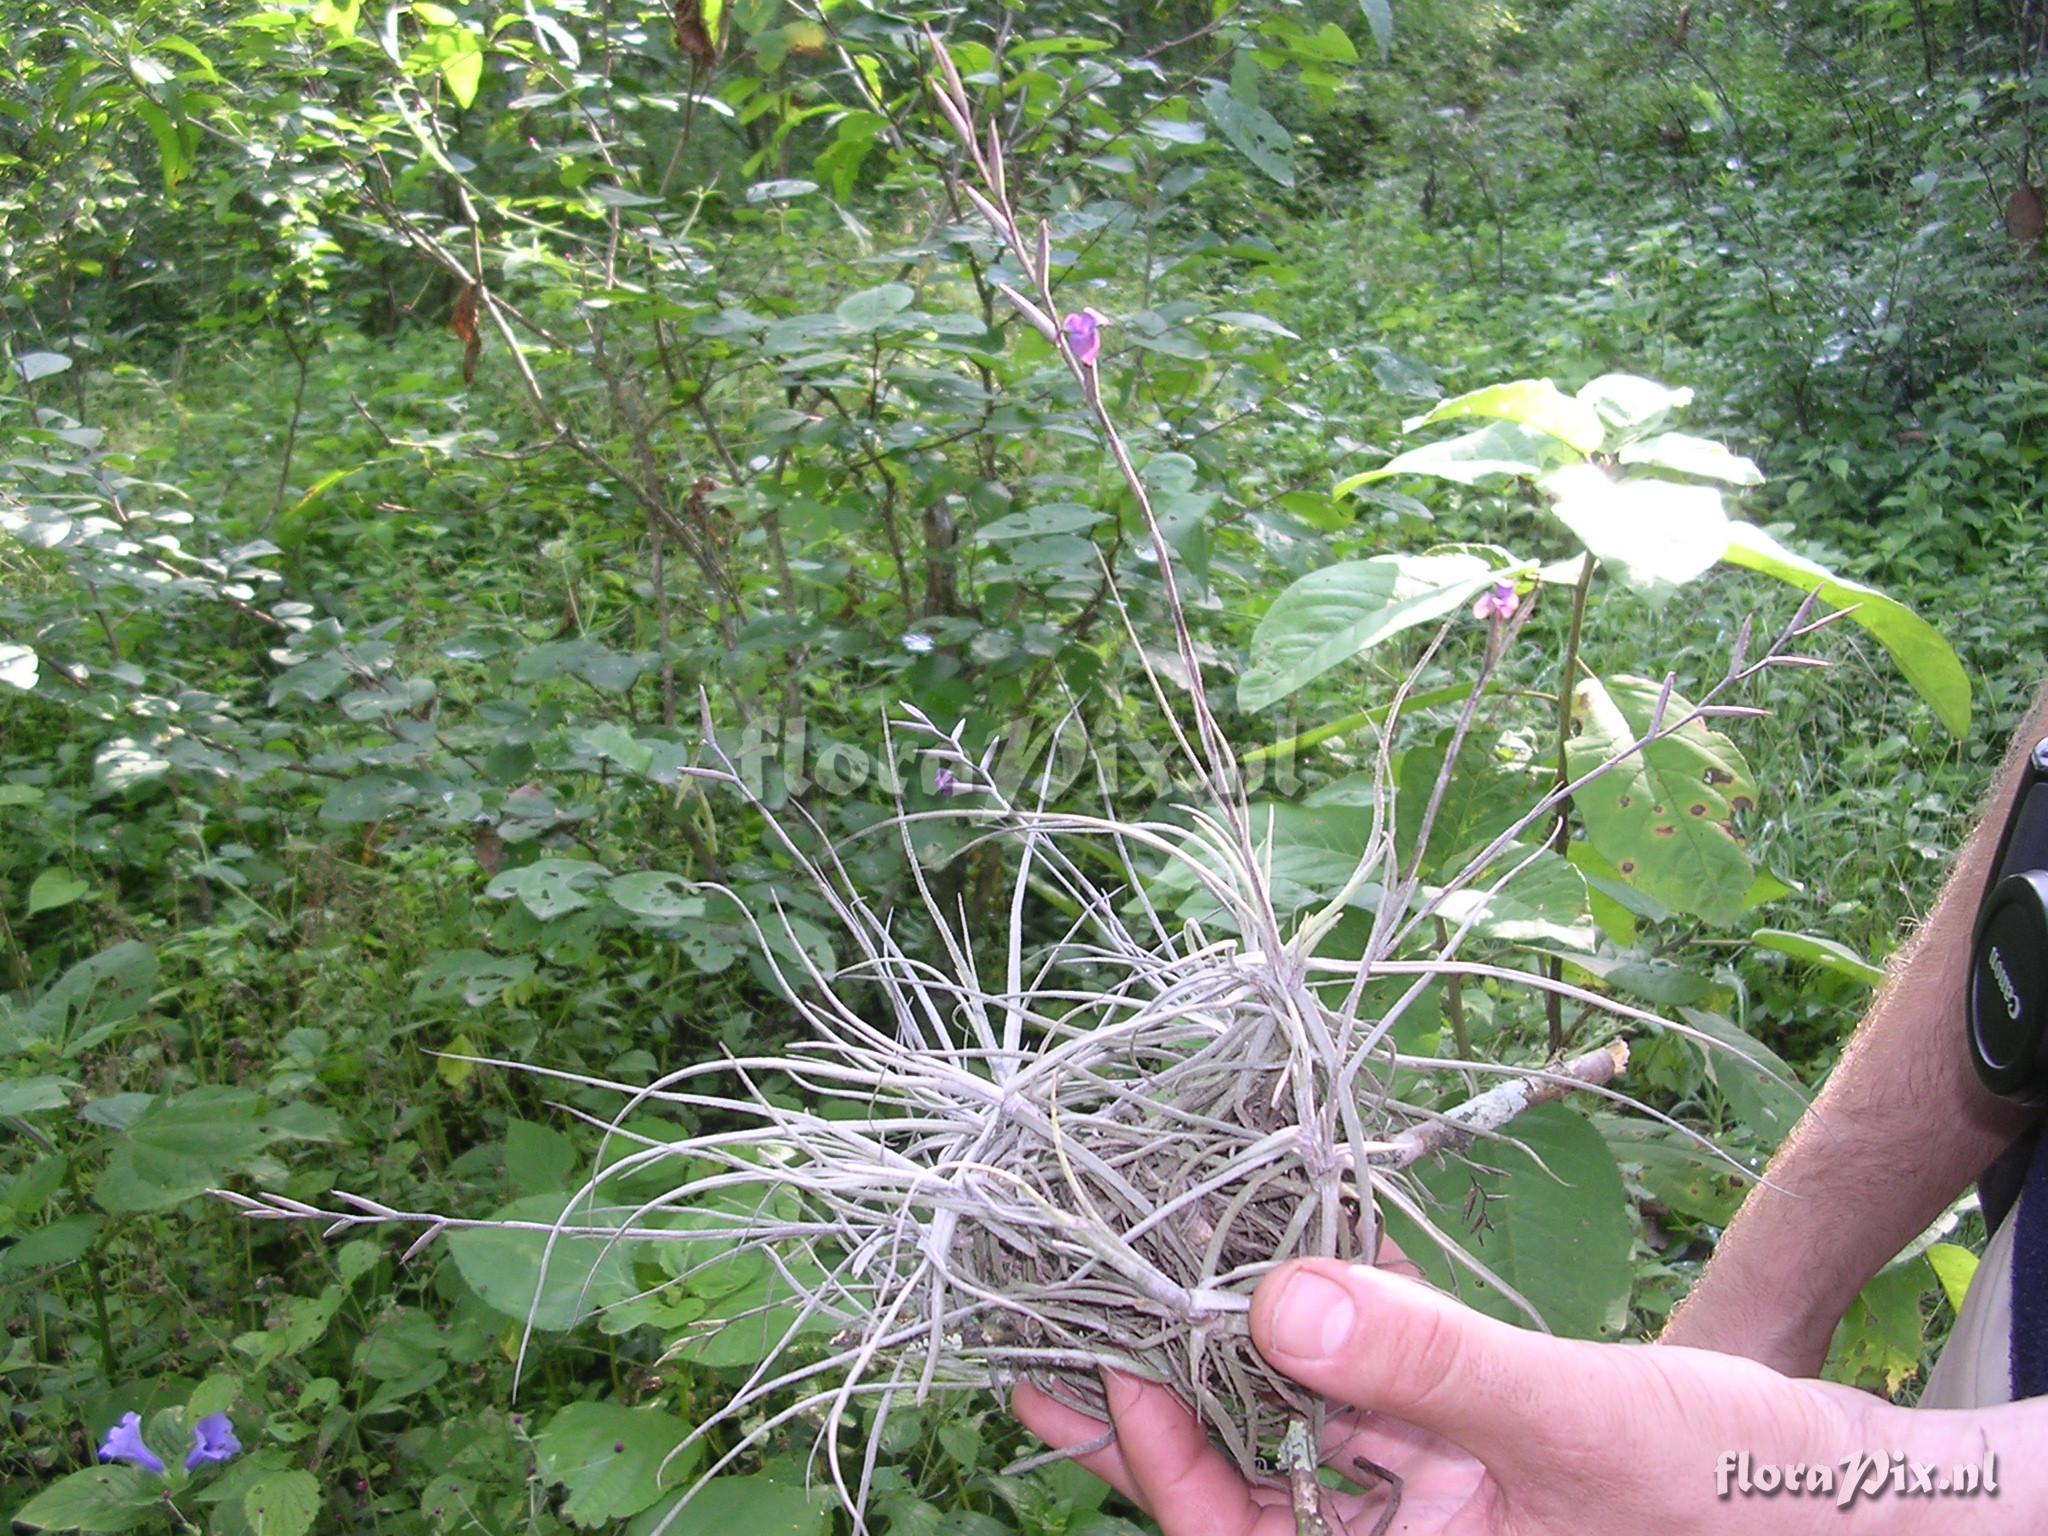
[97,1413,166,1477]
[184,1413,241,1471]
[934,768,959,798]
[1471,581,1520,623]
[1062,309,1104,368]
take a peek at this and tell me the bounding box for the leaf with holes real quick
[536,1402,703,1527]
[485,858,611,920]
[1564,675,1756,926]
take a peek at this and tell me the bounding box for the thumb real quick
[1251,1258,1620,1476]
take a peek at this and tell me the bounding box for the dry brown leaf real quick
[673,0,718,67]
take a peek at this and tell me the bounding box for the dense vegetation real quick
[3,0,2045,1531]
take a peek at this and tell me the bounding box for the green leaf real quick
[1721,521,1970,737]
[14,352,71,384]
[1357,0,1393,61]
[11,1466,160,1532]
[130,95,189,189]
[834,283,915,331]
[1750,928,1887,988]
[27,869,90,916]
[0,1076,75,1116]
[1575,374,1693,436]
[435,27,483,107]
[1681,1007,1809,1146]
[446,1192,640,1331]
[1404,379,1605,455]
[317,775,418,825]
[1239,551,1502,712]
[1564,675,1757,925]
[0,1214,104,1276]
[1926,1242,1980,1314]
[1597,1115,1745,1225]
[0,643,38,690]
[536,1402,703,1527]
[410,949,535,1007]
[243,1470,321,1536]
[1617,431,1764,486]
[1336,421,1575,493]
[1421,846,1596,952]
[30,940,157,1042]
[1201,81,1295,187]
[973,504,1105,542]
[485,858,611,920]
[627,1474,832,1536]
[1408,1104,1633,1338]
[504,1119,578,1195]
[605,872,705,922]
[96,1087,271,1213]
[1540,465,1729,592]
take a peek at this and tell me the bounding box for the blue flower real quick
[184,1413,241,1471]
[97,1413,166,1476]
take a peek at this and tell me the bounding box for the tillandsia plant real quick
[218,35,1861,1536]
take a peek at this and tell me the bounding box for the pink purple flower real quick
[934,768,959,798]
[97,1413,166,1476]
[1062,309,1104,368]
[1471,581,1519,623]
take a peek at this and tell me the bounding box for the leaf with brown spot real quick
[1564,674,1758,925]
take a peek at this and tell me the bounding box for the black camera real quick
[1970,737,2048,1105]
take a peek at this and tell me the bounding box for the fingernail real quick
[1268,1266,1357,1360]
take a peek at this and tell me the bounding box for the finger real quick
[1012,1382,1143,1506]
[1250,1258,1622,1478]
[1100,1371,1266,1536]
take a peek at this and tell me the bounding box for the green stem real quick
[63,1159,118,1382]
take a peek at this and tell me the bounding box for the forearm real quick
[1662,687,2048,1374]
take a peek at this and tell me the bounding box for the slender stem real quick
[1545,553,1597,1052]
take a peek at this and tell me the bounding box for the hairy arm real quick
[1660,686,2048,1375]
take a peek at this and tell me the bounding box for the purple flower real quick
[1062,308,1104,368]
[1470,581,1519,623]
[184,1413,241,1471]
[933,768,959,798]
[98,1413,166,1476]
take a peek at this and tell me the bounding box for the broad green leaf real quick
[485,858,611,920]
[0,1077,75,1116]
[1393,734,1542,876]
[0,644,38,690]
[14,352,71,384]
[11,1465,160,1532]
[973,504,1105,542]
[1421,846,1596,951]
[29,940,157,1041]
[1596,1115,1746,1225]
[1750,928,1887,988]
[317,775,418,825]
[1564,675,1757,925]
[1404,379,1605,455]
[1239,551,1500,712]
[1201,81,1294,187]
[1827,1262,1925,1395]
[0,1214,103,1276]
[1721,521,1970,736]
[446,1192,640,1331]
[411,949,535,1007]
[834,283,914,331]
[1151,802,1371,924]
[1681,1007,1809,1145]
[243,1470,321,1536]
[1575,374,1693,436]
[504,1119,577,1195]
[605,871,705,922]
[536,1402,702,1527]
[1358,0,1393,61]
[435,27,483,107]
[627,1474,832,1536]
[27,869,90,916]
[1539,465,1728,592]
[1336,421,1573,493]
[1926,1242,1980,1314]
[96,1087,270,1213]
[667,1244,839,1367]
[1408,1104,1633,1338]
[1617,431,1764,486]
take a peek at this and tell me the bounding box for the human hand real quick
[1014,1258,2000,1535]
